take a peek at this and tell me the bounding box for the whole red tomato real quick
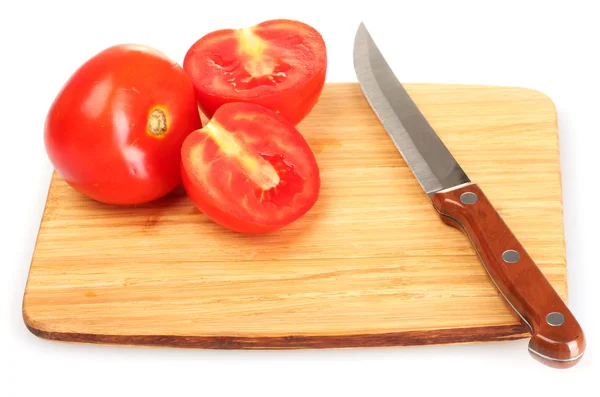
[44,44,202,205]
[183,19,327,126]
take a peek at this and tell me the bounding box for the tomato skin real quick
[44,44,202,205]
[181,102,320,233]
[183,19,327,126]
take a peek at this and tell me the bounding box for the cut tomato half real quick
[183,19,327,126]
[181,102,320,233]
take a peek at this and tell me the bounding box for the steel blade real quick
[353,22,470,197]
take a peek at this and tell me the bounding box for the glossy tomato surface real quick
[45,44,202,205]
[183,19,327,126]
[181,102,320,233]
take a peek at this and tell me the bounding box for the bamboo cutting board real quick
[23,83,567,349]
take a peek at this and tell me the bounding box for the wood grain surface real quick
[22,83,568,349]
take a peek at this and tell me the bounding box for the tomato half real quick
[182,19,327,126]
[181,102,320,233]
[44,44,202,205]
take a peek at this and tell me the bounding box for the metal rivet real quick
[460,192,478,204]
[546,312,565,326]
[502,250,520,263]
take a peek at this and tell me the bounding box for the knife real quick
[353,22,585,368]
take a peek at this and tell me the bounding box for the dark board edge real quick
[24,321,529,349]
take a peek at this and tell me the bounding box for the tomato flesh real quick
[183,19,327,126]
[181,102,320,233]
[44,44,202,205]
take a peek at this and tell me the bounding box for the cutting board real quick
[23,83,567,349]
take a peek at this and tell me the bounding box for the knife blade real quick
[353,22,585,368]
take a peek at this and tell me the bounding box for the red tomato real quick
[182,19,327,126]
[181,102,320,233]
[44,44,202,205]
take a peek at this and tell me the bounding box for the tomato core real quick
[255,153,305,208]
[237,27,265,58]
[200,120,280,190]
[207,27,293,92]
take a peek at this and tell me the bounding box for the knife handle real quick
[431,182,585,368]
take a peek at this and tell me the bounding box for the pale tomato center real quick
[237,27,265,59]
[219,27,291,90]
[202,120,280,190]
[255,153,305,208]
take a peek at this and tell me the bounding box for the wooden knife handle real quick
[431,182,585,368]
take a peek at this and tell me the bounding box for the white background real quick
[1,0,598,395]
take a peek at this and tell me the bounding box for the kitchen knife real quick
[353,22,585,368]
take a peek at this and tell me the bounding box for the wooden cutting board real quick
[23,83,567,349]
